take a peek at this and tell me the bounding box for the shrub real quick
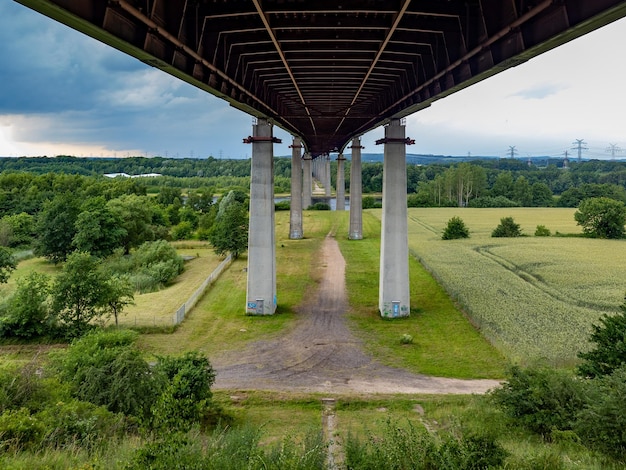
[442,216,470,240]
[151,351,216,432]
[575,366,626,460]
[308,202,330,210]
[170,221,194,240]
[490,365,585,439]
[362,196,381,209]
[38,399,125,450]
[0,408,45,452]
[491,217,523,237]
[535,225,551,236]
[0,272,53,339]
[469,196,519,208]
[51,329,158,419]
[275,200,290,211]
[577,298,626,378]
[400,334,414,344]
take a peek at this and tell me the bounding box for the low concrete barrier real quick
[173,253,233,325]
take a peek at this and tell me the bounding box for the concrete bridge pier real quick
[336,154,346,211]
[289,137,303,239]
[324,155,332,198]
[349,137,363,239]
[245,118,278,315]
[378,119,411,318]
[302,153,312,210]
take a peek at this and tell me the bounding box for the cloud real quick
[1,2,626,159]
[510,83,566,100]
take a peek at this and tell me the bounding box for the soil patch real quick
[212,234,500,394]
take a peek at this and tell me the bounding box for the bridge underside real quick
[14,0,626,156]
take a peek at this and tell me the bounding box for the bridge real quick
[15,0,626,315]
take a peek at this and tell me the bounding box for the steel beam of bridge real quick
[13,0,626,157]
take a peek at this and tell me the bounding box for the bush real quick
[490,365,585,439]
[400,334,413,344]
[469,196,519,208]
[120,240,185,292]
[575,366,626,460]
[308,202,330,210]
[442,216,470,240]
[170,221,194,240]
[535,225,551,237]
[0,272,53,339]
[0,408,45,452]
[275,200,290,211]
[362,196,381,209]
[491,217,523,237]
[577,298,626,378]
[151,351,216,432]
[51,329,158,419]
[38,399,125,450]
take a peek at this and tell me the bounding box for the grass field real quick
[335,210,506,379]
[378,207,626,366]
[137,211,334,356]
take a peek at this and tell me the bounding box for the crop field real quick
[370,207,626,365]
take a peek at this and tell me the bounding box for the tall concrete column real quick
[378,119,410,318]
[246,118,277,315]
[324,155,331,197]
[336,154,346,211]
[302,153,312,210]
[349,137,363,239]
[289,137,303,239]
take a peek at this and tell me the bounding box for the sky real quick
[1,1,626,160]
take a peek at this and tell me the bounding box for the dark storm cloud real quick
[0,1,277,158]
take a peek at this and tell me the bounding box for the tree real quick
[0,212,35,247]
[0,247,16,284]
[0,272,52,338]
[101,275,135,327]
[51,251,110,336]
[531,182,554,207]
[577,297,626,378]
[442,216,470,240]
[491,172,514,199]
[34,194,81,263]
[574,197,626,239]
[107,195,156,254]
[491,217,523,237]
[208,199,249,259]
[513,176,533,206]
[73,197,127,258]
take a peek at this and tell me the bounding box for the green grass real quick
[137,211,333,356]
[336,210,506,379]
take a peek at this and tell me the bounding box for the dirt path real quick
[212,234,500,395]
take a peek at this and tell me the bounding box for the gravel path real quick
[212,234,500,395]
